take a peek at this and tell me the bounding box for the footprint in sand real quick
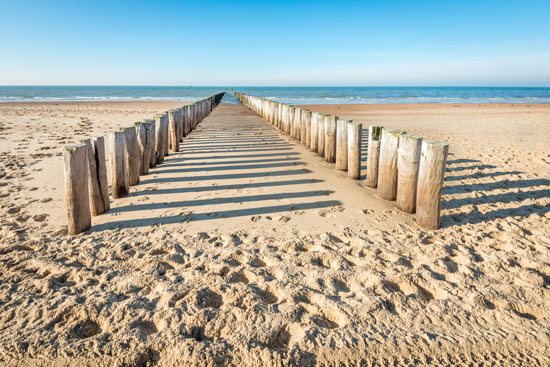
[265,215,290,222]
[360,208,374,215]
[7,207,21,215]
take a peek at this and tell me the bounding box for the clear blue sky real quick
[1,0,549,86]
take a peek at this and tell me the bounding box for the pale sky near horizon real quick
[1,0,549,86]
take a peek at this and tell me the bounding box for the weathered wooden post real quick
[177,108,184,142]
[317,114,326,157]
[300,109,307,145]
[286,106,293,135]
[377,130,405,200]
[162,113,169,158]
[289,105,295,137]
[155,114,166,162]
[335,119,349,170]
[195,102,199,128]
[134,122,148,175]
[292,107,299,139]
[79,138,109,216]
[271,101,277,125]
[366,126,384,187]
[347,122,362,180]
[287,105,293,135]
[109,130,129,199]
[304,109,312,148]
[144,119,156,169]
[63,144,91,235]
[416,141,449,229]
[168,110,179,152]
[325,115,338,163]
[183,105,190,136]
[277,103,282,129]
[92,136,110,212]
[120,126,140,186]
[396,134,423,213]
[188,104,194,131]
[310,112,319,151]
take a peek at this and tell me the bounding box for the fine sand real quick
[1,101,549,366]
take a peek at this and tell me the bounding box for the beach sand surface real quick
[0,101,549,366]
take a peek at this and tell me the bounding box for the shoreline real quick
[2,101,550,106]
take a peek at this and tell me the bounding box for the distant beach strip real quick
[1,86,550,104]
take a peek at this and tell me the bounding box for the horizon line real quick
[1,85,550,88]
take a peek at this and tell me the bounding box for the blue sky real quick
[1,0,549,86]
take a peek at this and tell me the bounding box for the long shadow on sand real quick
[440,156,550,227]
[91,200,341,231]
[128,178,323,197]
[110,190,334,214]
[152,161,306,174]
[140,168,312,184]
[95,104,340,231]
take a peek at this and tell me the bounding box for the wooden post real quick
[271,101,277,124]
[120,126,140,186]
[195,102,199,128]
[92,136,110,213]
[347,122,362,180]
[291,107,299,139]
[317,114,326,157]
[134,122,149,175]
[286,106,293,135]
[366,126,384,188]
[183,105,190,136]
[109,130,129,199]
[144,119,156,169]
[183,105,188,133]
[296,107,302,141]
[396,134,423,213]
[325,115,337,163]
[277,103,282,129]
[416,141,449,229]
[177,108,184,142]
[155,115,165,162]
[162,113,169,158]
[377,130,405,200]
[63,144,91,235]
[168,110,179,152]
[281,103,285,131]
[310,112,319,151]
[300,109,307,145]
[304,109,312,148]
[335,119,349,170]
[79,138,108,216]
[188,104,194,131]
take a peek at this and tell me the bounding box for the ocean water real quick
[1,86,549,104]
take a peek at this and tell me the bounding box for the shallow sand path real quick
[90,103,407,235]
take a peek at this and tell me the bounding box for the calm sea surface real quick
[1,86,549,104]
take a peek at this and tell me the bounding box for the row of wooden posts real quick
[62,93,225,235]
[234,92,449,230]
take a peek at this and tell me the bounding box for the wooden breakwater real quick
[234,92,448,230]
[62,93,225,235]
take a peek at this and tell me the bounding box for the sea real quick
[1,86,549,105]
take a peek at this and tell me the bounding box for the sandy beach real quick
[1,101,549,366]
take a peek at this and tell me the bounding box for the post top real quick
[400,133,422,140]
[423,140,449,148]
[385,129,406,137]
[63,143,87,152]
